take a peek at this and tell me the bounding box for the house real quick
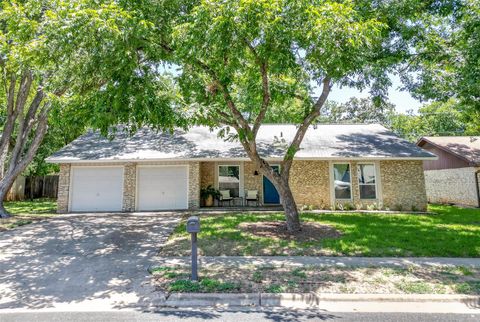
[417,136,480,207]
[46,124,436,213]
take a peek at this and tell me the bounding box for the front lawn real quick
[0,199,57,231]
[152,264,480,295]
[160,205,480,257]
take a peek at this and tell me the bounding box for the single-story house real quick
[46,124,436,213]
[417,136,480,207]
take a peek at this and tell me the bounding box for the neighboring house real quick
[46,124,436,213]
[417,136,480,207]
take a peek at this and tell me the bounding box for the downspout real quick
[475,169,480,208]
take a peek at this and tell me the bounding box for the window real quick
[358,164,377,199]
[333,163,351,199]
[218,165,240,197]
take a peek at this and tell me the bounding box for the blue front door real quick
[263,166,280,204]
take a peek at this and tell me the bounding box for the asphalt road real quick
[0,309,478,322]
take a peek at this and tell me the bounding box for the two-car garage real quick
[69,165,189,212]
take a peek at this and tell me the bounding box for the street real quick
[0,309,478,322]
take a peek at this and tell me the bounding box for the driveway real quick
[0,213,181,311]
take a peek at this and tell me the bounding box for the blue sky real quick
[327,74,423,114]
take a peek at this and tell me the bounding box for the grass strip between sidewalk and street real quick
[151,264,480,295]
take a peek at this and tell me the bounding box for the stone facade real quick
[188,162,200,209]
[381,160,427,211]
[57,164,71,213]
[289,160,330,209]
[243,161,264,204]
[122,163,136,211]
[424,167,480,207]
[200,162,215,189]
[56,159,429,212]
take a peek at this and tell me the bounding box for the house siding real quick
[419,142,470,170]
[57,164,71,213]
[243,161,264,203]
[424,166,480,207]
[122,163,136,211]
[57,159,429,212]
[380,160,427,211]
[188,161,200,209]
[290,160,330,209]
[200,162,215,189]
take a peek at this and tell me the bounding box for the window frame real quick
[217,164,241,198]
[331,162,353,201]
[357,163,378,200]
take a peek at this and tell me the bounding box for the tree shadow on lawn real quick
[160,209,480,257]
[0,214,180,310]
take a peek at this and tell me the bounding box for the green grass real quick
[161,204,480,257]
[168,279,240,293]
[5,199,57,215]
[152,265,480,294]
[1,199,56,231]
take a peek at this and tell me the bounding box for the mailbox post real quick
[186,216,200,281]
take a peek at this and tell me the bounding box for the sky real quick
[327,74,423,114]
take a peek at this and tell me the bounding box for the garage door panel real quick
[137,166,188,211]
[71,167,123,212]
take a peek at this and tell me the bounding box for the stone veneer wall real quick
[380,160,427,211]
[56,159,429,212]
[188,162,200,209]
[122,163,136,211]
[243,161,264,203]
[200,162,215,189]
[424,167,479,207]
[289,160,331,209]
[57,164,71,213]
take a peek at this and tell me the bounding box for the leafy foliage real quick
[388,99,479,142]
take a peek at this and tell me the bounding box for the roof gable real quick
[47,124,436,163]
[417,136,480,166]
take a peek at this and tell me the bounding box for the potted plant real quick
[200,185,220,207]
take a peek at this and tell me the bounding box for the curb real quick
[161,292,480,308]
[165,293,259,307]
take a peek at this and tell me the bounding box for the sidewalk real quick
[155,256,480,268]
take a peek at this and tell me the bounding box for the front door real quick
[263,165,280,204]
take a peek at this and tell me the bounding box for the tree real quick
[320,98,395,124]
[387,99,477,142]
[115,0,449,232]
[401,0,479,114]
[0,0,162,217]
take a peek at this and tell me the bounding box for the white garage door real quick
[70,167,123,212]
[137,166,188,211]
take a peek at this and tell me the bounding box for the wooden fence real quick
[24,175,59,199]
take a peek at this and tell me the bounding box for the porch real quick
[199,161,281,208]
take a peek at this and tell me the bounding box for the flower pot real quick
[204,195,214,207]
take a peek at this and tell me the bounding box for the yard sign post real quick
[186,216,200,281]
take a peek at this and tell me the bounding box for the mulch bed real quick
[238,221,342,242]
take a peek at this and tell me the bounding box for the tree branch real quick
[282,76,331,175]
[244,39,271,137]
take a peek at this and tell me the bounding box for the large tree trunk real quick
[275,177,301,232]
[255,160,301,232]
[0,173,17,218]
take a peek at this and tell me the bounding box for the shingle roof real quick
[47,124,436,163]
[418,136,480,165]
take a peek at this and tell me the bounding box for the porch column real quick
[188,162,200,209]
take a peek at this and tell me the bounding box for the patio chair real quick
[245,189,259,206]
[218,190,233,206]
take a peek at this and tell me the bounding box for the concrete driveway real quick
[0,213,181,311]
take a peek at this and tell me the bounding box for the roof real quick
[47,124,436,163]
[417,136,480,166]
